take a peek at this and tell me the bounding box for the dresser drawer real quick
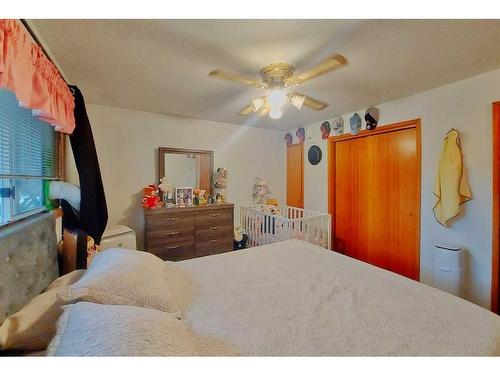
[146,233,194,249]
[149,244,195,261]
[195,224,233,242]
[195,209,233,227]
[195,238,233,258]
[147,227,194,244]
[146,212,194,231]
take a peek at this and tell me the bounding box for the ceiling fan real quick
[208,54,347,119]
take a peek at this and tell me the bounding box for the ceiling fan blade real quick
[288,54,347,85]
[294,92,328,111]
[209,69,266,89]
[238,103,254,116]
[258,104,270,117]
[251,96,268,112]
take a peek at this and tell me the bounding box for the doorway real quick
[328,120,421,280]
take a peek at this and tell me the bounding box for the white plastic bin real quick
[100,225,137,250]
[433,243,464,297]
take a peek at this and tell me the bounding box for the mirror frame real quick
[158,147,214,195]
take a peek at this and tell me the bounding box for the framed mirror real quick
[158,147,214,196]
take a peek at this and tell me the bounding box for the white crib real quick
[240,205,331,249]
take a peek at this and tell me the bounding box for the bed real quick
[1,214,499,356]
[168,239,500,356]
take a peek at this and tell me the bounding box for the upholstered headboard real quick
[0,213,59,322]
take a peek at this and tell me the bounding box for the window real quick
[0,88,61,225]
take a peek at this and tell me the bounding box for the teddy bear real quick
[142,184,162,209]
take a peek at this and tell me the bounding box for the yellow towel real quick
[433,129,472,227]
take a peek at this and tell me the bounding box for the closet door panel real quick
[332,124,420,280]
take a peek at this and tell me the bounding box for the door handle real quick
[166,217,177,221]
[165,231,179,236]
[210,226,220,230]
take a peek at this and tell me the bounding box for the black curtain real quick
[61,86,108,244]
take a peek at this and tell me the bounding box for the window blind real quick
[0,88,57,180]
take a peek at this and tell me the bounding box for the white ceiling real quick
[31,19,500,131]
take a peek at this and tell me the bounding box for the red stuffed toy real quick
[142,184,162,209]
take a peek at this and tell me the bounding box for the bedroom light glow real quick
[269,108,282,119]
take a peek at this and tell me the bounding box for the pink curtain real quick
[0,19,75,134]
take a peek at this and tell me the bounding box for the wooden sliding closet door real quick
[287,143,304,208]
[329,121,421,280]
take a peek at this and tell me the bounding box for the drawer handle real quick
[165,231,179,236]
[166,217,177,221]
[210,226,220,230]
[210,239,218,243]
[165,245,179,250]
[211,213,219,217]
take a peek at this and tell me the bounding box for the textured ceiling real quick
[31,19,500,130]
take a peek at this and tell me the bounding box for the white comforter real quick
[169,239,500,356]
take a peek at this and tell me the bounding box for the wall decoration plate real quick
[350,113,362,135]
[284,132,293,146]
[296,127,305,143]
[307,145,322,165]
[320,121,331,139]
[365,106,380,130]
[332,117,344,136]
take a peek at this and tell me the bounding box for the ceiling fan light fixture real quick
[269,108,282,119]
[268,89,287,110]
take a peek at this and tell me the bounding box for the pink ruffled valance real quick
[0,19,75,134]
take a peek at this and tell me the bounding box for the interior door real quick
[287,143,304,208]
[330,122,420,280]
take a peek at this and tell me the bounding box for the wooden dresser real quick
[144,203,234,261]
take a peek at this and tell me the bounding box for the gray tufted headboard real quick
[0,213,59,322]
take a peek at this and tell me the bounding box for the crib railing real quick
[240,205,331,249]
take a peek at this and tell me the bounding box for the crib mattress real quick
[168,239,500,356]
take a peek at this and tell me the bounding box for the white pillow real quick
[47,302,203,356]
[0,270,85,351]
[57,248,179,314]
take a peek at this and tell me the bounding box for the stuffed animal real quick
[252,177,271,204]
[158,176,170,194]
[233,226,248,250]
[142,184,162,209]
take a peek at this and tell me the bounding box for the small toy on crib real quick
[262,198,281,215]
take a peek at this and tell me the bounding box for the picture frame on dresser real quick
[175,187,193,207]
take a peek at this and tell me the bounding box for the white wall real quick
[66,104,286,249]
[289,68,500,308]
